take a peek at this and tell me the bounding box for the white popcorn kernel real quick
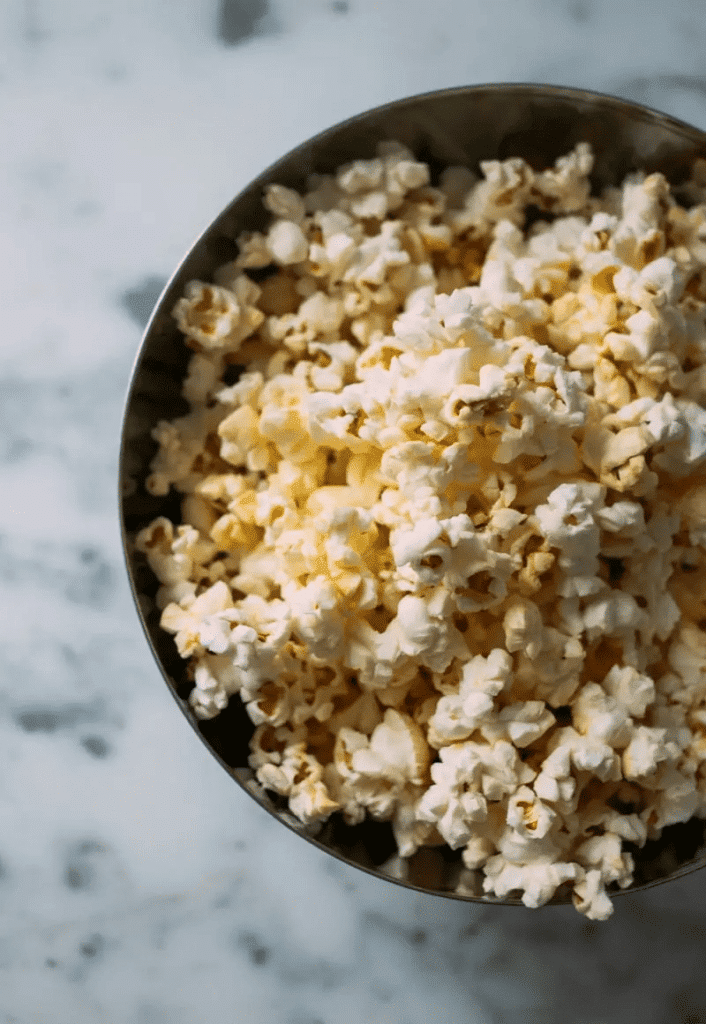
[263,183,306,223]
[416,769,487,850]
[601,665,655,718]
[428,689,494,747]
[534,769,575,805]
[575,832,634,889]
[173,281,264,351]
[350,191,388,219]
[181,352,225,406]
[581,591,644,642]
[571,683,632,747]
[461,835,495,870]
[161,580,235,658]
[637,256,684,305]
[622,726,671,779]
[479,701,555,747]
[483,857,581,909]
[595,500,645,535]
[388,157,430,192]
[287,576,346,662]
[534,482,605,581]
[506,786,557,838]
[266,220,309,265]
[332,709,430,820]
[654,399,706,472]
[315,231,357,280]
[289,782,340,824]
[503,597,544,659]
[337,158,384,194]
[570,737,621,782]
[189,666,229,719]
[571,869,615,921]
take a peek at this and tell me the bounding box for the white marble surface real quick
[4,1,706,1021]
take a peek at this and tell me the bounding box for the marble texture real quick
[4,1,706,1021]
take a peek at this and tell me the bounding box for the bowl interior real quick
[120,83,706,905]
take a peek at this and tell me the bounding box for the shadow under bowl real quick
[119,82,706,907]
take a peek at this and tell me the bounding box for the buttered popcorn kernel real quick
[137,141,706,920]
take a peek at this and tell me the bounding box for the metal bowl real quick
[119,83,706,908]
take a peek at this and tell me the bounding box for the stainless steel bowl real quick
[119,83,706,907]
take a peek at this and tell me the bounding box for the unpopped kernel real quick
[137,142,706,919]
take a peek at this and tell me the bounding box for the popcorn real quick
[534,482,605,586]
[139,140,706,920]
[622,726,674,780]
[601,665,655,718]
[263,183,306,223]
[266,220,309,266]
[479,700,555,747]
[160,579,235,659]
[572,869,616,921]
[571,683,632,747]
[506,785,557,838]
[416,738,534,849]
[483,858,581,910]
[330,709,430,820]
[426,649,512,747]
[502,597,544,658]
[173,278,264,352]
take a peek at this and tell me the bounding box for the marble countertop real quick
[4,1,706,1021]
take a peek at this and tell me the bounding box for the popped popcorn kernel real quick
[173,278,264,352]
[139,140,706,919]
[266,220,309,266]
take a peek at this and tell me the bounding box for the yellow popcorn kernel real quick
[592,357,632,407]
[249,679,290,726]
[517,551,556,595]
[636,230,665,267]
[419,223,453,253]
[195,472,249,505]
[551,290,582,323]
[600,426,650,472]
[602,455,658,496]
[181,494,220,535]
[135,516,173,554]
[218,404,256,455]
[160,604,201,657]
[305,485,357,516]
[345,450,382,505]
[589,265,619,297]
[173,282,265,352]
[397,225,424,264]
[532,266,571,301]
[259,406,318,465]
[210,512,262,552]
[669,556,706,623]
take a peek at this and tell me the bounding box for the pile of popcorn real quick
[136,140,706,919]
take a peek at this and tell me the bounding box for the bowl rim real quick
[119,81,706,908]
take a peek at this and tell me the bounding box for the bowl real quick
[119,83,706,908]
